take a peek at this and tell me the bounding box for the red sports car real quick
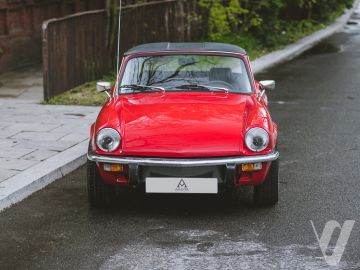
[87,42,279,207]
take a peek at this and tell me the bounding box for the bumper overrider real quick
[87,151,279,186]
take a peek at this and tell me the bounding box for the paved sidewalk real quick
[0,99,100,209]
[0,68,100,210]
[0,67,43,101]
[0,99,99,183]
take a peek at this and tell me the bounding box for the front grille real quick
[140,165,225,182]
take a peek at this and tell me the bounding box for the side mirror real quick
[259,80,276,91]
[96,81,111,93]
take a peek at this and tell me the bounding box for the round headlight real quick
[245,127,269,152]
[96,128,120,152]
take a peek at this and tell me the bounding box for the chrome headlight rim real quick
[96,128,121,152]
[245,127,269,152]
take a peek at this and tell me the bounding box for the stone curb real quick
[251,0,359,74]
[0,141,88,211]
[0,1,358,212]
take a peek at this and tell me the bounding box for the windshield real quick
[119,54,252,94]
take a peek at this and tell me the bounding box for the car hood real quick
[118,92,252,157]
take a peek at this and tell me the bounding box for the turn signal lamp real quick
[103,164,124,172]
[242,163,262,172]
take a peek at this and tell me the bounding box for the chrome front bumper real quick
[87,151,279,167]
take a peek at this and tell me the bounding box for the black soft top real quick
[124,42,247,55]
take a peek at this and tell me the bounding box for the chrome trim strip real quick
[87,151,279,167]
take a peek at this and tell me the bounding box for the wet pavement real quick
[1,9,360,270]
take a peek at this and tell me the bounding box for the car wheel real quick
[87,159,115,207]
[253,158,279,206]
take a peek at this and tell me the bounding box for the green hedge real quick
[198,0,353,57]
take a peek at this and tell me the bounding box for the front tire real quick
[253,158,279,206]
[87,160,114,207]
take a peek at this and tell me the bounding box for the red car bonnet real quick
[119,92,252,157]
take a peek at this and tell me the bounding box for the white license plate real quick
[146,177,218,194]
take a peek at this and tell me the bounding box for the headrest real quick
[209,68,233,83]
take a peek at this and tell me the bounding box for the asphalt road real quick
[1,14,360,270]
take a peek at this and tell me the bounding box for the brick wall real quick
[0,0,105,72]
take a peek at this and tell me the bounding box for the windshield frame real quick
[116,51,255,96]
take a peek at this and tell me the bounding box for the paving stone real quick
[0,169,17,182]
[0,123,11,128]
[0,68,43,100]
[0,158,39,171]
[10,131,70,141]
[18,87,43,100]
[0,148,35,159]
[3,123,60,132]
[0,87,24,97]
[22,150,59,161]
[58,133,88,142]
[4,115,53,123]
[51,123,91,134]
[0,129,21,139]
[0,139,19,148]
[13,140,78,151]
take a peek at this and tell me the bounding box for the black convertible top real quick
[124,42,247,55]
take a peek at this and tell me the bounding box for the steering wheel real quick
[209,80,234,90]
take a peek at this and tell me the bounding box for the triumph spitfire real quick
[87,42,279,207]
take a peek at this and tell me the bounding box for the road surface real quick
[1,12,360,270]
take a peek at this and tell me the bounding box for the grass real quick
[45,73,116,106]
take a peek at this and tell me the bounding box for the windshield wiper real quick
[175,84,229,93]
[119,84,166,93]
